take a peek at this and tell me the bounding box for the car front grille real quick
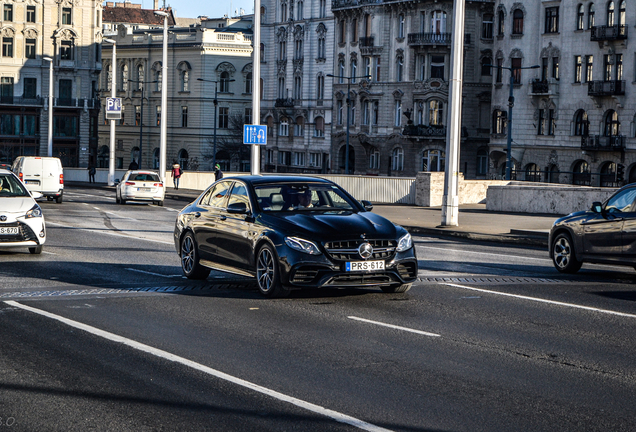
[0,222,37,243]
[291,266,322,283]
[324,239,396,261]
[397,262,418,280]
[327,273,396,286]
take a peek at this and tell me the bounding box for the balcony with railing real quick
[331,0,380,10]
[588,80,625,96]
[590,25,627,41]
[0,96,44,106]
[581,135,626,151]
[407,32,452,46]
[359,36,374,47]
[529,79,559,96]
[275,98,295,108]
[402,124,446,138]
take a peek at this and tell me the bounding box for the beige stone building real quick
[0,0,102,166]
[98,13,254,171]
[490,0,636,186]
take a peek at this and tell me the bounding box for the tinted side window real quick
[227,183,250,209]
[208,181,232,208]
[606,188,636,213]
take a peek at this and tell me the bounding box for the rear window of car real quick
[254,183,358,212]
[130,173,160,182]
[0,174,29,197]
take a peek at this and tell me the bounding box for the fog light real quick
[39,229,45,238]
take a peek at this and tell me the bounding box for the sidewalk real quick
[71,182,557,247]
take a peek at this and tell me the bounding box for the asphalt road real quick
[1,187,635,431]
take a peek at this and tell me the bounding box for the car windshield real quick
[0,174,29,197]
[129,173,160,182]
[254,183,358,212]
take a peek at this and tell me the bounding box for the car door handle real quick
[219,215,227,221]
[195,212,201,218]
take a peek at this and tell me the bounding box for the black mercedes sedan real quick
[549,183,636,273]
[174,175,418,297]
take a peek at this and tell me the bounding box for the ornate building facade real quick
[0,0,102,167]
[329,0,495,177]
[260,0,335,174]
[490,0,636,186]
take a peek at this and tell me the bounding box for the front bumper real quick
[0,220,46,248]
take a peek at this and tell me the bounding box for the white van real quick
[11,156,64,203]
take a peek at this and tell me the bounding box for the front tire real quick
[157,200,164,207]
[55,192,63,203]
[381,283,412,293]
[29,245,42,254]
[552,232,582,273]
[256,244,289,298]
[180,232,210,280]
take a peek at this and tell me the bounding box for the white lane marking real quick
[46,221,174,246]
[5,301,391,432]
[125,268,181,278]
[42,250,56,255]
[417,245,550,263]
[348,316,441,338]
[442,283,636,319]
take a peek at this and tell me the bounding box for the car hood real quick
[0,197,36,214]
[553,210,591,225]
[262,211,404,241]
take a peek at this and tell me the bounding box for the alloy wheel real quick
[553,236,572,270]
[181,235,194,274]
[257,247,275,293]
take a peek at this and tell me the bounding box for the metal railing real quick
[402,124,446,137]
[275,98,295,108]
[588,80,626,96]
[590,24,627,41]
[581,135,626,151]
[407,32,452,45]
[0,96,43,106]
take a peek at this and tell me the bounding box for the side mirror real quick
[361,200,373,211]
[115,179,120,185]
[31,191,43,199]
[591,201,603,213]
[227,202,249,214]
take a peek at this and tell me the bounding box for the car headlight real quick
[25,204,43,219]
[396,232,412,252]
[285,236,322,255]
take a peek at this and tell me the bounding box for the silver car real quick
[116,170,165,206]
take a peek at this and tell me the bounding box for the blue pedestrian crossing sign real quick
[243,125,267,145]
[105,97,122,120]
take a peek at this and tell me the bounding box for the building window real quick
[585,55,593,82]
[279,151,291,165]
[135,105,141,126]
[156,106,161,126]
[119,105,125,125]
[395,100,402,127]
[62,7,72,25]
[545,7,559,33]
[429,100,443,126]
[220,72,231,92]
[482,14,493,39]
[422,149,445,172]
[604,54,612,81]
[363,57,371,78]
[294,39,303,60]
[26,5,35,23]
[362,100,370,125]
[619,0,626,26]
[392,147,404,171]
[219,107,229,128]
[588,3,595,28]
[3,4,12,21]
[278,77,285,99]
[156,70,162,91]
[496,58,503,83]
[316,74,324,100]
[293,76,302,100]
[511,58,522,84]
[314,116,324,137]
[338,60,345,83]
[351,59,357,82]
[396,56,403,82]
[548,109,555,135]
[574,56,582,83]
[181,70,189,92]
[481,57,492,76]
[296,0,303,20]
[309,152,321,167]
[616,53,623,80]
[278,40,286,60]
[493,110,506,134]
[607,1,615,26]
[337,100,343,125]
[512,9,523,34]
[374,57,381,81]
[577,4,585,30]
[294,117,304,136]
[292,152,304,166]
[497,10,505,36]
[244,108,252,125]
[338,20,345,44]
[430,55,444,79]
[244,72,252,94]
[351,18,358,42]
[279,119,289,136]
[317,37,325,59]
[369,147,380,169]
[574,110,589,136]
[23,78,36,98]
[319,0,326,18]
[25,38,36,59]
[2,37,13,58]
[121,65,128,91]
[476,149,488,176]
[398,14,405,38]
[181,106,188,127]
[552,57,559,80]
[60,40,73,60]
[281,3,287,21]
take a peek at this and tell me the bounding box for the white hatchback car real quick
[0,169,46,254]
[116,170,165,206]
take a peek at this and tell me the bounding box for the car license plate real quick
[0,227,19,235]
[345,260,385,272]
[138,187,151,191]
[25,180,39,185]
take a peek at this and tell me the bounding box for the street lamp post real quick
[154,10,169,183]
[327,73,370,174]
[43,57,53,157]
[197,78,234,170]
[128,79,157,169]
[103,38,117,186]
[486,63,540,180]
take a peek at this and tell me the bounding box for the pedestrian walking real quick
[88,163,96,183]
[214,164,223,181]
[128,160,139,170]
[171,164,182,189]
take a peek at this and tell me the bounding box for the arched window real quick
[481,57,492,76]
[497,10,505,35]
[351,59,357,82]
[120,64,128,91]
[296,0,303,20]
[130,146,139,164]
[547,164,560,183]
[281,2,287,21]
[178,149,189,170]
[156,68,162,91]
[136,64,144,90]
[106,64,112,91]
[577,4,585,30]
[392,147,404,171]
[181,70,189,92]
[314,116,324,137]
[316,74,324,100]
[588,3,595,28]
[278,77,285,99]
[476,149,488,176]
[338,60,345,83]
[293,76,302,99]
[619,0,626,26]
[429,100,443,126]
[220,71,230,92]
[396,55,403,82]
[525,163,540,182]
[245,72,252,94]
[600,161,617,187]
[607,1,615,26]
[369,147,380,169]
[338,144,355,173]
[294,116,304,137]
[422,149,445,172]
[319,0,326,18]
[512,9,523,34]
[97,145,109,168]
[574,110,589,136]
[573,160,591,185]
[493,110,507,134]
[604,110,620,136]
[279,117,289,136]
[398,14,405,38]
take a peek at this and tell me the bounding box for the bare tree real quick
[202,113,250,171]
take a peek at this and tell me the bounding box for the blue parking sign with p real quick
[106,97,122,120]
[243,125,267,145]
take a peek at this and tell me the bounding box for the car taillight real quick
[59,174,64,184]
[125,182,135,186]
[19,172,23,181]
[154,183,163,187]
